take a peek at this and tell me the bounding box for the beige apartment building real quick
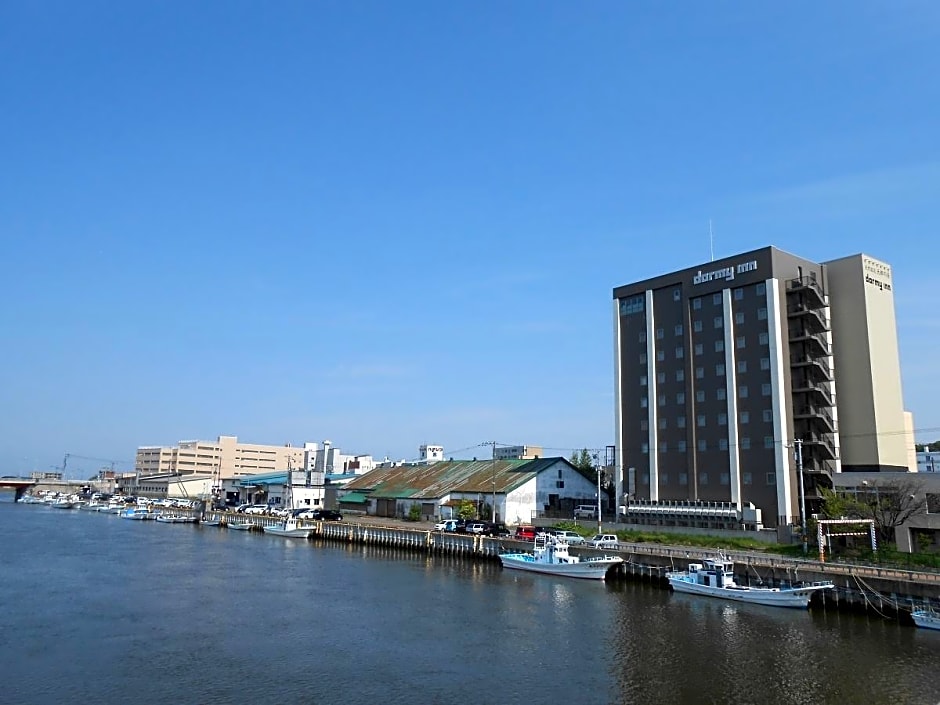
[135,435,307,481]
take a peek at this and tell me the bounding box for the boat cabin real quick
[686,558,736,588]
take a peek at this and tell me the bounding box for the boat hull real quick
[263,526,312,538]
[912,610,940,631]
[667,576,831,608]
[499,553,621,580]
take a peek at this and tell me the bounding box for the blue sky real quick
[2,2,939,478]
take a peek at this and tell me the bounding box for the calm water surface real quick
[1,502,938,705]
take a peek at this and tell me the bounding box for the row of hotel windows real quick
[640,383,773,406]
[642,312,768,343]
[642,408,774,429]
[641,358,772,384]
[640,333,771,353]
[637,470,777,486]
[620,284,768,317]
[640,436,778,453]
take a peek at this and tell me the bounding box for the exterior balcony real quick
[786,303,830,333]
[792,405,836,433]
[788,328,830,356]
[787,276,827,308]
[792,380,834,406]
[789,354,832,380]
[802,433,837,461]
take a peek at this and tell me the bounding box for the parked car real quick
[553,530,586,545]
[434,519,459,532]
[465,521,488,535]
[244,505,269,515]
[590,534,620,549]
[574,505,597,519]
[311,509,343,521]
[514,525,537,541]
[484,522,511,537]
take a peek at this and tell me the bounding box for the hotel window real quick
[714,316,723,329]
[760,357,770,370]
[640,419,649,430]
[764,436,774,449]
[736,335,745,349]
[696,367,704,379]
[640,375,647,386]
[743,472,752,485]
[640,353,647,364]
[641,443,649,454]
[676,392,686,405]
[739,385,749,398]
[715,339,724,352]
[758,307,767,320]
[716,363,726,376]
[766,472,776,485]
[658,418,667,430]
[740,411,749,424]
[737,360,747,373]
[673,288,681,301]
[658,394,666,407]
[639,331,647,343]
[675,324,683,336]
[741,437,751,449]
[713,293,722,305]
[701,471,709,485]
[734,288,744,301]
[679,472,688,485]
[759,332,769,345]
[695,343,704,356]
[693,298,702,310]
[657,350,665,361]
[756,282,766,295]
[716,388,726,400]
[677,440,687,453]
[762,409,772,423]
[656,327,664,339]
[640,397,648,408]
[762,383,772,396]
[735,311,745,324]
[698,439,707,452]
[697,414,706,427]
[720,472,730,485]
[696,390,705,402]
[677,415,686,428]
[675,346,684,359]
[657,372,666,384]
[676,369,685,382]
[694,320,703,332]
[718,413,727,426]
[622,295,645,314]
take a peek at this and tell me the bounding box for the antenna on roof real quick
[709,219,715,262]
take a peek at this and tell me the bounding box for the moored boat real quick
[499,534,623,580]
[262,515,312,538]
[226,521,255,531]
[120,507,154,520]
[912,608,940,631]
[666,553,833,608]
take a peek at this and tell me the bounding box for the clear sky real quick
[2,2,939,478]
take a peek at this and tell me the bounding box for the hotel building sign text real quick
[692,260,758,286]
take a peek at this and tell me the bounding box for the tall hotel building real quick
[613,246,913,534]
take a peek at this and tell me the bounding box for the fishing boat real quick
[226,520,256,531]
[120,507,154,521]
[156,514,198,524]
[499,534,623,580]
[666,553,833,608]
[912,608,940,631]
[262,474,311,538]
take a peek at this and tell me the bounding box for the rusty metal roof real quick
[343,458,564,500]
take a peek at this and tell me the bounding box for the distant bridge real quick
[0,478,38,501]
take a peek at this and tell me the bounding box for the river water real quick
[1,501,938,705]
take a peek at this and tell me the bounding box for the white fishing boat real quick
[156,514,198,524]
[261,468,312,538]
[666,553,833,608]
[499,534,623,580]
[120,507,153,520]
[912,608,940,631]
[226,520,255,531]
[50,496,78,509]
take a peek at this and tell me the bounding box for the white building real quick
[917,451,940,473]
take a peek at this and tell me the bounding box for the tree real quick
[569,448,596,473]
[820,478,929,546]
[456,499,476,520]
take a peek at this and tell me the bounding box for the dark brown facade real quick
[613,246,835,531]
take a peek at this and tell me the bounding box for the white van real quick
[574,505,597,519]
[434,519,459,532]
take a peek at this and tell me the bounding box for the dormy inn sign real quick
[692,259,758,285]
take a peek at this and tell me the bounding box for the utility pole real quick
[488,441,497,522]
[795,439,807,556]
[594,451,602,534]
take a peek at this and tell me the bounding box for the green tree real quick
[406,503,421,522]
[456,499,476,520]
[569,448,596,473]
[820,479,929,546]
